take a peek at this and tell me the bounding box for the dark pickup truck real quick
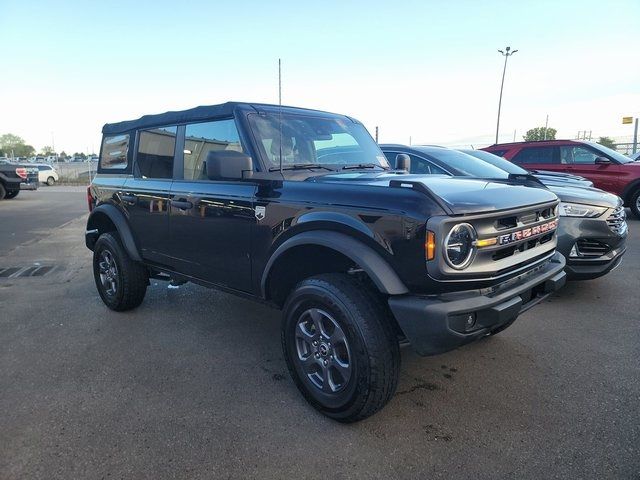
[85,102,566,422]
[0,160,38,200]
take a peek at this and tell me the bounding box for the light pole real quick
[495,46,517,144]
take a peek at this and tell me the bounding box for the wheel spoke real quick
[331,359,351,384]
[321,365,332,393]
[308,308,323,336]
[329,327,347,348]
[295,321,314,341]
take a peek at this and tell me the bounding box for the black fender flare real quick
[86,204,142,262]
[260,230,409,297]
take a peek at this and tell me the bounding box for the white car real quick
[35,164,59,185]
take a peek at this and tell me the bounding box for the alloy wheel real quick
[98,250,118,297]
[294,308,352,393]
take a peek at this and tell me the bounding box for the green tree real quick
[41,145,55,155]
[597,136,616,150]
[523,127,557,141]
[73,152,87,160]
[59,151,68,160]
[0,133,35,157]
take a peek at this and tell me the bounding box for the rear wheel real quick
[0,183,6,200]
[4,190,19,199]
[93,232,148,311]
[282,273,400,423]
[630,189,640,219]
[46,176,55,186]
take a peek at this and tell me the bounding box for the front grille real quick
[576,239,611,257]
[606,206,627,236]
[430,200,560,282]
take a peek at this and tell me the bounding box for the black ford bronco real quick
[86,102,566,422]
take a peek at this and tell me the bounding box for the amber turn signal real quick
[426,231,436,260]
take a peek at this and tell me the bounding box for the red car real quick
[483,140,640,218]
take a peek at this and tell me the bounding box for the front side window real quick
[409,155,450,175]
[248,113,388,170]
[512,146,556,164]
[137,126,177,179]
[183,119,243,180]
[100,134,129,170]
[560,146,599,165]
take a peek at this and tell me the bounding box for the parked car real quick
[86,101,566,422]
[34,164,59,185]
[630,151,640,161]
[460,149,593,188]
[381,145,627,280]
[483,140,640,218]
[0,162,38,199]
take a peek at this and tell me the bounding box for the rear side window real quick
[512,146,555,164]
[488,149,507,157]
[183,119,243,180]
[100,134,129,170]
[137,126,177,179]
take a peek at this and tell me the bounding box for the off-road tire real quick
[46,176,55,186]
[4,190,19,199]
[93,232,148,311]
[630,188,640,219]
[282,273,400,423]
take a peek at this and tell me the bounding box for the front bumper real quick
[556,216,627,280]
[388,252,566,356]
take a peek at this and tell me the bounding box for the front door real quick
[559,144,622,195]
[168,118,255,292]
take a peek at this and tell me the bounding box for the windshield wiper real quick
[341,163,388,170]
[269,163,334,172]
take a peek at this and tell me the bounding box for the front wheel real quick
[93,232,148,311]
[282,273,400,423]
[630,189,640,219]
[4,190,19,199]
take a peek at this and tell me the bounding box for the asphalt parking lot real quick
[1,188,638,479]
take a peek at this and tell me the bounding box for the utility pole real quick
[495,46,518,144]
[634,119,638,154]
[543,115,549,140]
[375,126,379,143]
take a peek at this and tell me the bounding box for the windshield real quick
[588,142,634,164]
[460,149,528,175]
[422,148,510,178]
[247,113,389,170]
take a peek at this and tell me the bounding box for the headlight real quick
[444,223,477,270]
[559,202,607,218]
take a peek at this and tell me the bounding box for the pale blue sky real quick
[1,0,639,153]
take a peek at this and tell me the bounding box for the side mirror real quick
[206,150,252,180]
[395,153,411,171]
[594,156,611,165]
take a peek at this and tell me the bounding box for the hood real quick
[536,175,594,188]
[547,184,620,208]
[310,172,559,215]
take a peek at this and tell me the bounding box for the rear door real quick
[169,119,255,292]
[120,125,178,266]
[558,144,622,194]
[510,146,564,172]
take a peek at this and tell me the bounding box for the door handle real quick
[120,194,137,204]
[171,199,193,210]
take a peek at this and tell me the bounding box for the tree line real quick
[0,133,89,159]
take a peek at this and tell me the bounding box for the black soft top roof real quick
[102,101,352,135]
